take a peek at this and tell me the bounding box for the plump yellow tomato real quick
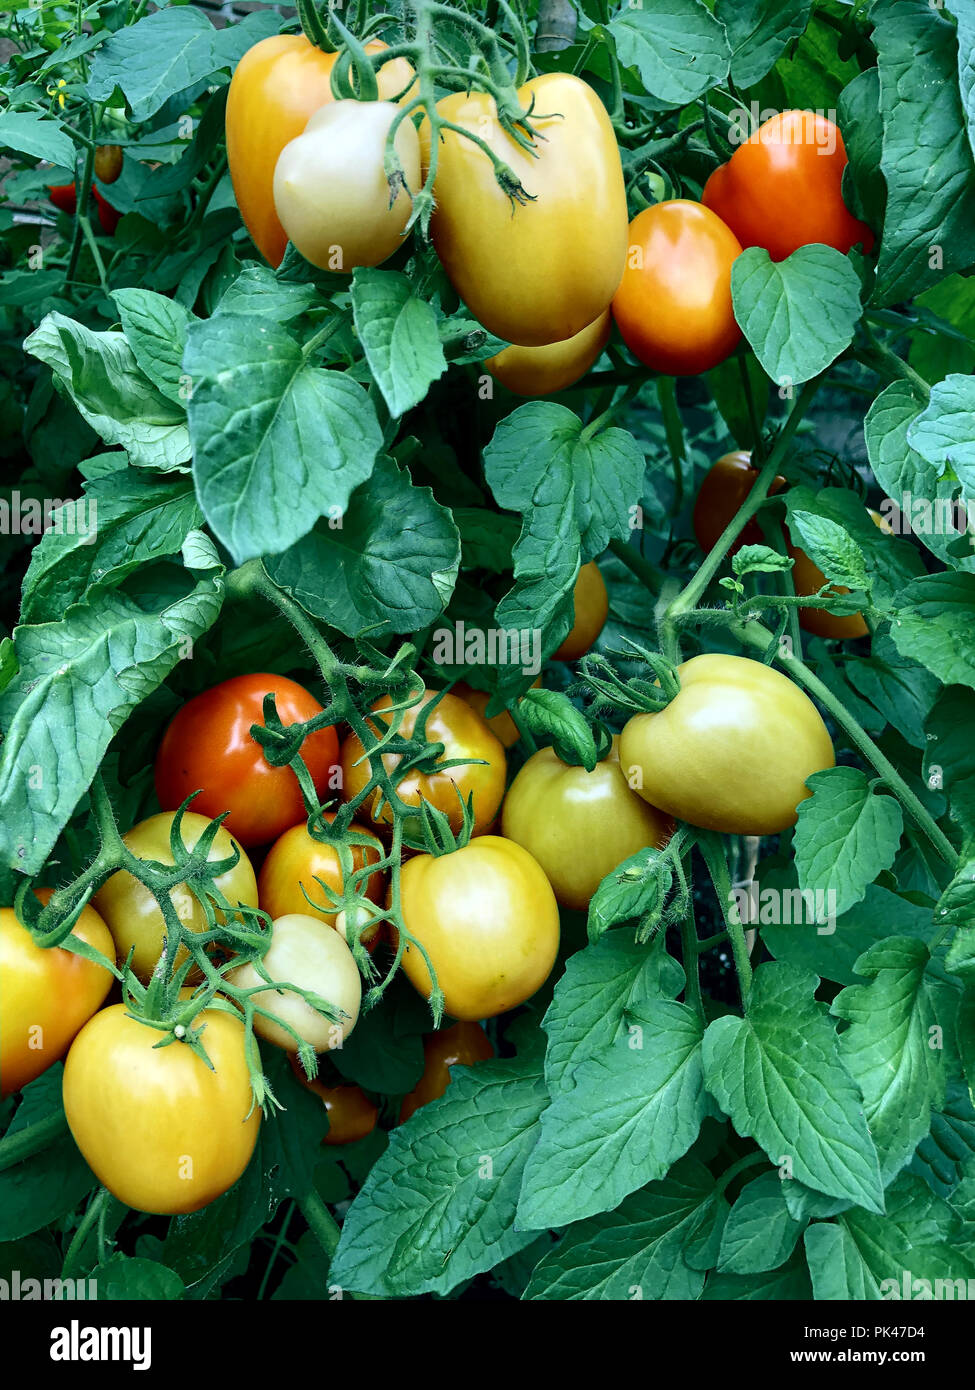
[228,913,361,1053]
[485,311,611,396]
[62,998,260,1214]
[501,740,673,910]
[421,73,628,346]
[554,561,609,661]
[273,100,421,271]
[399,1021,494,1123]
[612,200,743,376]
[94,812,258,984]
[619,654,835,835]
[1,890,115,1098]
[340,689,506,835]
[226,34,414,266]
[258,815,384,943]
[397,836,559,1020]
[452,678,541,749]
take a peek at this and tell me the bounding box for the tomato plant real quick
[2,0,973,1329]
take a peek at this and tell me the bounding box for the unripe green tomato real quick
[228,912,361,1053]
[272,99,420,271]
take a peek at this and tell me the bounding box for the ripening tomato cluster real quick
[226,35,872,392]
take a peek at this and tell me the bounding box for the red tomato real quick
[702,111,874,262]
[612,200,743,376]
[47,183,120,234]
[154,674,339,847]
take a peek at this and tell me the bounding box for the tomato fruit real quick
[612,200,742,376]
[94,144,123,184]
[421,73,627,346]
[399,1022,493,1123]
[94,811,258,984]
[47,183,120,234]
[340,689,506,835]
[553,561,609,661]
[258,815,384,941]
[273,100,420,272]
[291,1062,379,1145]
[501,739,673,910]
[155,673,338,847]
[0,890,115,1098]
[619,654,835,835]
[397,836,559,1020]
[791,509,888,640]
[228,913,361,1053]
[63,998,260,1214]
[453,677,541,749]
[702,111,874,262]
[693,451,787,554]
[485,310,611,396]
[226,35,414,268]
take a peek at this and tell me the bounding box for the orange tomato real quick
[554,562,609,661]
[258,815,385,943]
[399,1022,493,1123]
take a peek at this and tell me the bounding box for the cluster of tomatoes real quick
[225,36,872,393]
[47,142,123,235]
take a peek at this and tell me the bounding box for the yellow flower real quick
[47,78,67,110]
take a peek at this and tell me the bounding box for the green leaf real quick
[702,1252,813,1300]
[92,1255,185,1300]
[524,1158,718,1300]
[910,275,975,384]
[955,0,975,163]
[872,0,975,305]
[24,313,190,472]
[717,1171,806,1274]
[87,7,278,122]
[958,986,975,1108]
[351,268,447,417]
[214,266,319,322]
[890,573,975,687]
[788,511,868,592]
[185,313,382,565]
[484,403,644,666]
[0,112,75,169]
[910,1079,975,1196]
[793,767,904,917]
[330,1055,548,1297]
[517,1000,709,1229]
[707,353,770,451]
[763,883,937,988]
[541,933,685,1096]
[0,1071,95,1240]
[0,571,222,874]
[731,245,863,386]
[20,470,203,624]
[907,372,975,491]
[111,288,195,406]
[453,507,520,573]
[264,456,459,637]
[832,938,951,1182]
[701,962,885,1212]
[838,67,887,231]
[609,1,730,106]
[714,0,812,89]
[587,845,673,940]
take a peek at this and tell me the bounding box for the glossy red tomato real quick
[612,200,742,376]
[399,1022,494,1123]
[693,451,787,555]
[47,183,120,234]
[155,674,338,847]
[702,110,874,262]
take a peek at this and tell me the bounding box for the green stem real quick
[678,852,705,1020]
[62,1188,110,1278]
[698,832,753,1002]
[0,1109,68,1172]
[608,536,664,594]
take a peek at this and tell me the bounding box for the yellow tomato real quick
[553,561,609,661]
[485,311,611,396]
[421,73,628,345]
